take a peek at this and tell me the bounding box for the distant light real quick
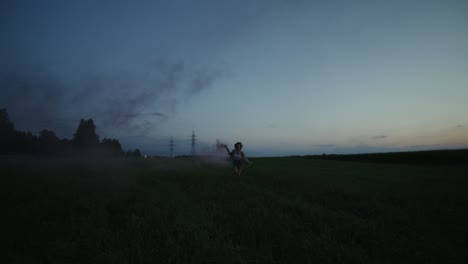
[144,155,147,158]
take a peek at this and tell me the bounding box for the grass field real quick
[1,156,468,263]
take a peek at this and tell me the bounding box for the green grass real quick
[1,156,467,263]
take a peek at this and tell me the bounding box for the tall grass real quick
[1,156,467,263]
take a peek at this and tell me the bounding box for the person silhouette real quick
[224,142,251,176]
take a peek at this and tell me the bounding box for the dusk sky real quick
[1,0,467,156]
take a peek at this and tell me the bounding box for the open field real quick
[1,156,468,263]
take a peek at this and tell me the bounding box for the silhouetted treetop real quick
[0,108,15,134]
[39,129,59,144]
[126,148,142,158]
[73,119,99,149]
[1,108,141,157]
[1,108,17,153]
[101,138,124,156]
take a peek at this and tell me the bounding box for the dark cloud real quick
[82,60,222,135]
[0,66,68,134]
[188,68,224,96]
[0,60,225,137]
[125,112,167,119]
[372,135,388,140]
[69,60,185,132]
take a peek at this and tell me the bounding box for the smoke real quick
[0,66,70,134]
[195,138,231,167]
[188,68,225,96]
[67,60,186,134]
[0,60,226,137]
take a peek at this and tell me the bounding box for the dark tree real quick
[133,148,142,157]
[126,148,142,158]
[0,108,15,133]
[0,108,140,157]
[38,129,60,155]
[39,129,59,144]
[1,109,15,153]
[73,119,100,151]
[59,138,73,155]
[13,131,37,154]
[101,138,124,156]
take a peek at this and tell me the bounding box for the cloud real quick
[0,66,69,133]
[188,68,224,96]
[371,135,388,140]
[67,60,186,133]
[88,61,224,135]
[126,112,167,119]
[0,60,225,137]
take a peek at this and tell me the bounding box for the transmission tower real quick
[191,130,197,156]
[169,137,175,157]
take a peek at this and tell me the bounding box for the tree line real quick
[0,108,141,157]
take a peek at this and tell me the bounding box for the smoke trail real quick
[0,60,226,137]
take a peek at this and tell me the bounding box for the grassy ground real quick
[1,156,467,263]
